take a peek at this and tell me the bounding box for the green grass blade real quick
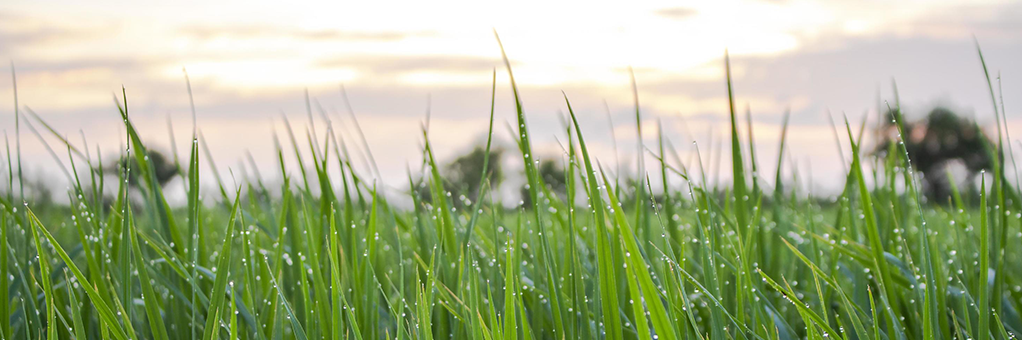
[128,204,171,340]
[201,188,242,340]
[564,94,624,340]
[978,173,990,340]
[27,208,134,340]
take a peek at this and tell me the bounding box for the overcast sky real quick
[1,0,1021,199]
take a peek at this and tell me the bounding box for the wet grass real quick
[1,41,1021,340]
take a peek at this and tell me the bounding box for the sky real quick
[1,0,1021,201]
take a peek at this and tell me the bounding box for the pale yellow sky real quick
[1,0,1020,198]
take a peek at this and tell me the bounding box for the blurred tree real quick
[416,146,503,208]
[445,146,503,202]
[874,107,996,202]
[114,150,181,188]
[520,159,567,208]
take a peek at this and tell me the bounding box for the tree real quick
[520,159,567,208]
[874,107,996,202]
[415,146,503,208]
[114,149,181,188]
[445,146,503,201]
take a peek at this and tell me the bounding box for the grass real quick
[2,41,1022,340]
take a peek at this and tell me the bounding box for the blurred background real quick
[1,0,1020,204]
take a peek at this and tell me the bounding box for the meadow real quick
[1,41,1021,340]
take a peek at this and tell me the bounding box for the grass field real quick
[1,42,1021,340]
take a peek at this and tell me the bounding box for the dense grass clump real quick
[2,42,1022,340]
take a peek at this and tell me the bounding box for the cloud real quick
[10,58,150,73]
[654,7,698,20]
[179,24,432,42]
[888,2,1022,42]
[0,10,123,52]
[1,57,178,111]
[0,13,86,54]
[643,33,1020,124]
[315,55,500,77]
